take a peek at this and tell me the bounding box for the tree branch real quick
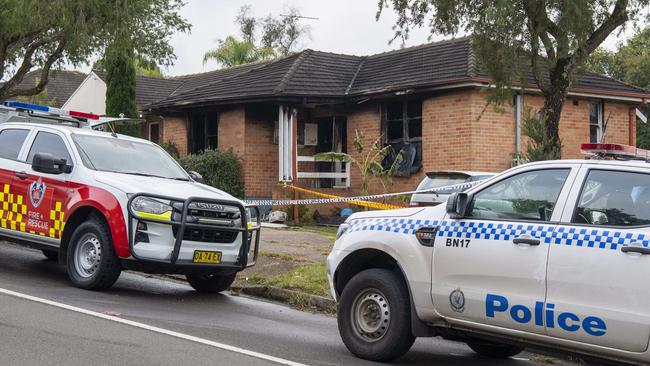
[574,0,628,67]
[0,32,64,99]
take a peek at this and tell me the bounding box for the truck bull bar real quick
[127,193,261,270]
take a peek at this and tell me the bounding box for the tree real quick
[202,36,274,67]
[587,26,650,148]
[0,0,190,102]
[378,0,649,159]
[105,42,139,136]
[203,5,311,67]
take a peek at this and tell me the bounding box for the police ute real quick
[0,101,260,292]
[328,143,650,364]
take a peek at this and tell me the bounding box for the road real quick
[0,242,587,366]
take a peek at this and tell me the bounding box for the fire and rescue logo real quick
[29,179,46,208]
[449,288,466,313]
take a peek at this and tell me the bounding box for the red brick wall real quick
[244,106,278,197]
[161,114,188,156]
[218,107,246,157]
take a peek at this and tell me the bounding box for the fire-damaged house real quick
[60,37,650,203]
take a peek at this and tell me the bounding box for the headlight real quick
[131,196,173,221]
[336,223,349,240]
[246,207,259,229]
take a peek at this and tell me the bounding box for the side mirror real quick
[188,170,203,183]
[446,192,470,219]
[32,153,72,174]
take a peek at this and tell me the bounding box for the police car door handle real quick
[15,171,28,180]
[513,237,540,246]
[621,245,650,255]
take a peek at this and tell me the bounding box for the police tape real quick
[243,180,484,209]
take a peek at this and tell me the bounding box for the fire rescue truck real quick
[0,101,260,292]
[328,143,650,364]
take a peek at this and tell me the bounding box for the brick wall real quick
[161,114,188,156]
[244,105,278,197]
[218,107,246,157]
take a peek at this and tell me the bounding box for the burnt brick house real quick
[140,37,649,202]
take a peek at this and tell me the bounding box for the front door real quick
[13,130,74,241]
[546,167,650,352]
[432,165,577,335]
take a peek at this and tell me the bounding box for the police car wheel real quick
[186,272,236,293]
[66,215,121,291]
[42,249,58,261]
[338,269,415,362]
[467,341,525,358]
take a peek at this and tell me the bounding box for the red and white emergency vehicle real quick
[0,101,260,292]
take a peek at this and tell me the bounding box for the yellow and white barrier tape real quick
[244,180,485,210]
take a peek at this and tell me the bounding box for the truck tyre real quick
[337,268,415,362]
[66,215,122,290]
[467,342,524,358]
[42,249,58,261]
[186,272,236,293]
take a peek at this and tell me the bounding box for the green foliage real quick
[203,5,311,67]
[178,149,244,198]
[377,0,649,158]
[586,26,650,148]
[0,0,190,101]
[203,36,274,67]
[105,42,139,137]
[522,109,561,162]
[159,140,180,159]
[315,130,401,197]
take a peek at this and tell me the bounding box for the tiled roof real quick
[139,37,649,109]
[9,70,87,108]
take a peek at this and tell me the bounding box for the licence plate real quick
[192,250,222,264]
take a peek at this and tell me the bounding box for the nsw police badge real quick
[29,179,46,208]
[449,288,465,313]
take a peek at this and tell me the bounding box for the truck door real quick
[0,127,31,234]
[547,167,650,352]
[12,130,74,241]
[432,165,578,335]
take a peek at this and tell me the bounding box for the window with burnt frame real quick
[382,100,422,176]
[189,111,218,154]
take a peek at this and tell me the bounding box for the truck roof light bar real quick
[581,143,650,161]
[2,101,100,121]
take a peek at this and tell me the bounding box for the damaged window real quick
[382,100,422,176]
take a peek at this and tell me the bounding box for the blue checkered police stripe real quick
[346,218,649,250]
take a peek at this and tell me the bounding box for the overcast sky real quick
[162,0,639,77]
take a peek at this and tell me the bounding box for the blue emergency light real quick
[2,101,99,120]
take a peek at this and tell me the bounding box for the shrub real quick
[178,149,244,198]
[159,140,180,159]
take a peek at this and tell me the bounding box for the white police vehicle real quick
[328,143,650,364]
[0,101,260,292]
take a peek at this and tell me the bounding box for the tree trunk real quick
[538,89,566,159]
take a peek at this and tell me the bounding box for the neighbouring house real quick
[6,37,650,204]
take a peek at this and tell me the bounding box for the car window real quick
[418,174,467,193]
[0,129,29,160]
[573,170,650,227]
[469,169,570,221]
[27,132,72,165]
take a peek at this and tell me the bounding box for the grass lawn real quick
[247,261,330,298]
[289,225,338,241]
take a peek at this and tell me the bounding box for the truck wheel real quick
[66,215,121,291]
[186,272,236,293]
[42,249,58,261]
[337,268,415,362]
[467,342,525,358]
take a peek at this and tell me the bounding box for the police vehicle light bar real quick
[3,101,100,120]
[581,143,650,161]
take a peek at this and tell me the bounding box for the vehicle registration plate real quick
[192,250,222,264]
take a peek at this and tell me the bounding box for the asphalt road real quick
[0,242,587,366]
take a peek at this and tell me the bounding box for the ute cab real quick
[0,101,260,292]
[328,143,650,364]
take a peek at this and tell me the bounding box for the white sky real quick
[160,0,639,77]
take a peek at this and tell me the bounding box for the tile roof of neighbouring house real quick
[137,36,648,109]
[6,70,88,108]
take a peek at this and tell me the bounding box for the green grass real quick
[290,225,338,241]
[247,262,330,297]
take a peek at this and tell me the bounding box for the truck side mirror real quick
[32,153,72,174]
[447,192,470,219]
